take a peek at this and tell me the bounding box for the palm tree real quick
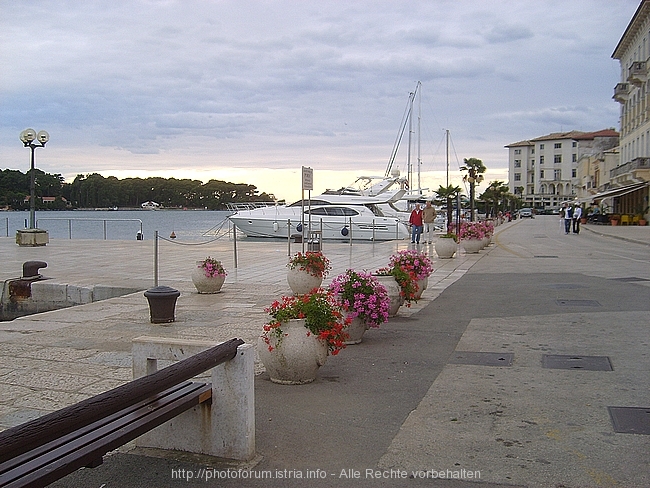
[480,181,510,218]
[460,158,486,221]
[435,184,461,232]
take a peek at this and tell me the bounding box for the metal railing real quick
[610,157,650,178]
[35,218,143,240]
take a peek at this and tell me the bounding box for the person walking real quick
[409,203,424,243]
[422,201,437,244]
[572,204,582,234]
[565,204,573,234]
[559,202,567,234]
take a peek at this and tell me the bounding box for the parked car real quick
[519,208,534,218]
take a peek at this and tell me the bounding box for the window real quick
[554,169,561,180]
[514,160,521,168]
[514,173,521,181]
[540,170,545,178]
[540,155,545,164]
[554,143,562,149]
[514,149,521,155]
[573,141,577,147]
[532,148,535,154]
[554,154,562,164]
[540,144,545,149]
[572,153,577,162]
[572,169,576,178]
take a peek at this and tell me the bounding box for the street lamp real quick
[462,169,484,222]
[20,128,49,229]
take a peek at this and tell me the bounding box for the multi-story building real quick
[506,130,618,210]
[610,0,650,219]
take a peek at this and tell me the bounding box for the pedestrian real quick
[409,203,424,243]
[572,204,582,234]
[565,204,573,234]
[559,203,567,233]
[422,201,437,244]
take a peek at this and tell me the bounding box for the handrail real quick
[35,217,143,239]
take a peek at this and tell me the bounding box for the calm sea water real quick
[1,209,232,241]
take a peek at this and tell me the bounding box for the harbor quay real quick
[0,219,649,487]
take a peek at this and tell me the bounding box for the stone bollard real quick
[143,286,180,324]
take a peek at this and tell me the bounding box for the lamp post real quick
[20,129,49,229]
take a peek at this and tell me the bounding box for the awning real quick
[583,181,648,203]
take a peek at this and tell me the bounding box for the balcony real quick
[613,83,630,103]
[610,157,650,184]
[627,61,647,87]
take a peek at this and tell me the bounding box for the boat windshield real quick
[366,204,385,216]
[288,199,332,207]
[305,207,359,216]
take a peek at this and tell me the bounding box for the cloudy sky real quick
[0,0,640,202]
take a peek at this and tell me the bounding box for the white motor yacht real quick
[227,191,409,241]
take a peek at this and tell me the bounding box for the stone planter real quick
[434,237,457,259]
[343,316,367,345]
[287,267,322,295]
[462,238,483,254]
[16,229,49,247]
[372,275,403,317]
[191,262,225,293]
[257,319,328,384]
[414,277,428,300]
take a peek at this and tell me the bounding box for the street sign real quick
[302,166,313,191]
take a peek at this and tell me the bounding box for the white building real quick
[610,0,650,219]
[506,130,618,210]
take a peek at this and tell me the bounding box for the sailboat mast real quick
[445,129,450,187]
[417,81,422,195]
[407,91,413,193]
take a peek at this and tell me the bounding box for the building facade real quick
[506,130,618,210]
[611,0,650,219]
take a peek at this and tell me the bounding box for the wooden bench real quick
[0,338,244,488]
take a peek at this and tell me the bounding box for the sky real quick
[0,0,641,203]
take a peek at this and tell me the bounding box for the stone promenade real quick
[1,219,648,487]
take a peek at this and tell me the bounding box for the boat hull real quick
[228,208,408,241]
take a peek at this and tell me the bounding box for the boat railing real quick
[35,217,144,240]
[226,202,279,212]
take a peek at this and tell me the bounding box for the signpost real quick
[301,167,313,253]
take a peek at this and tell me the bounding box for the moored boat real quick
[227,192,409,241]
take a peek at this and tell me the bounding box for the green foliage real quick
[435,184,462,229]
[0,169,65,209]
[0,169,275,210]
[460,157,486,174]
[479,180,512,217]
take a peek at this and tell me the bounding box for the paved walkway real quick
[1,219,648,487]
[0,230,477,423]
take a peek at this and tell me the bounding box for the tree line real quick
[0,169,278,210]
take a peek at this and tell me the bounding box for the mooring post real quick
[232,221,238,269]
[154,230,159,287]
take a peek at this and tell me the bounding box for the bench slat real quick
[0,382,211,488]
[0,381,196,475]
